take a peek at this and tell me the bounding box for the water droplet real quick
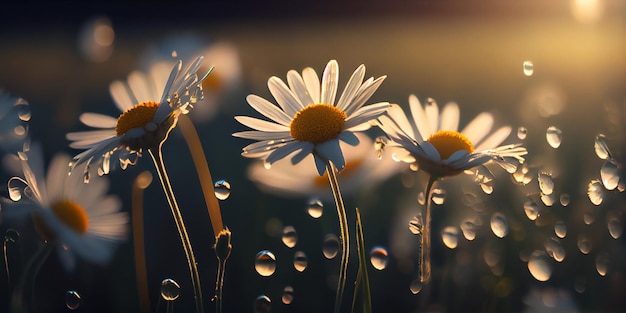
[8,186,21,201]
[4,229,20,243]
[255,250,277,276]
[523,60,534,76]
[541,193,555,207]
[160,278,180,301]
[322,234,340,259]
[65,290,81,310]
[480,182,494,195]
[409,279,423,294]
[374,136,387,159]
[595,252,609,276]
[13,125,26,136]
[594,134,612,160]
[17,107,31,122]
[601,161,620,190]
[607,214,623,239]
[544,237,566,262]
[577,235,592,254]
[293,251,308,272]
[528,250,552,282]
[524,200,541,221]
[460,218,479,241]
[409,215,423,235]
[517,127,528,140]
[281,286,294,304]
[369,246,389,270]
[575,277,586,293]
[584,212,595,225]
[554,221,567,238]
[559,194,570,206]
[587,179,604,205]
[432,188,446,205]
[214,180,231,200]
[538,172,555,195]
[417,192,426,205]
[253,295,271,313]
[490,212,509,238]
[546,126,562,148]
[441,226,459,249]
[281,226,297,248]
[307,198,323,218]
[83,170,90,184]
[263,160,271,170]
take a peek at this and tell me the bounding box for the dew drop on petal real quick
[307,198,323,218]
[410,279,423,294]
[255,250,277,277]
[214,180,231,200]
[517,127,528,140]
[490,212,509,238]
[538,172,555,195]
[607,215,623,239]
[546,126,562,148]
[374,136,387,159]
[253,295,271,313]
[559,194,570,206]
[293,251,308,272]
[65,290,81,310]
[369,246,389,270]
[595,252,610,276]
[554,221,567,238]
[544,237,566,262]
[441,226,459,249]
[587,179,604,205]
[281,286,294,305]
[432,188,446,205]
[5,229,20,243]
[600,161,620,190]
[577,235,592,254]
[281,226,297,248]
[160,278,180,301]
[528,250,552,282]
[523,60,534,76]
[322,234,340,259]
[594,134,612,160]
[83,170,90,184]
[263,161,271,170]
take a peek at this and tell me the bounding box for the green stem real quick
[420,176,438,283]
[148,146,204,313]
[353,208,372,313]
[325,160,350,313]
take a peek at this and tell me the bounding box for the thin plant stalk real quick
[325,159,349,313]
[11,242,53,313]
[352,208,372,313]
[420,175,438,283]
[148,144,204,313]
[131,171,153,313]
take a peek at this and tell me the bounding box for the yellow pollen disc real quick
[426,130,474,160]
[290,104,347,144]
[116,101,160,136]
[51,200,89,234]
[314,158,364,186]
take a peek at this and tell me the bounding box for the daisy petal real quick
[79,113,118,129]
[461,112,493,145]
[234,116,289,132]
[268,76,302,117]
[109,81,134,112]
[320,60,339,105]
[409,95,432,141]
[338,131,360,146]
[475,126,512,151]
[287,70,315,106]
[440,102,460,131]
[315,139,345,171]
[336,64,365,111]
[246,94,292,126]
[302,67,320,104]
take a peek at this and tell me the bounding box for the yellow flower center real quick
[51,200,89,234]
[116,101,160,136]
[426,130,474,160]
[314,158,364,186]
[289,104,347,144]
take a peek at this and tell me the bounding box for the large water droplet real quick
[538,172,555,195]
[524,200,541,221]
[554,221,567,238]
[409,215,423,235]
[281,286,294,304]
[490,212,509,238]
[541,193,555,207]
[594,134,612,160]
[293,251,308,272]
[8,186,21,201]
[160,278,180,301]
[5,229,20,243]
[588,179,604,205]
[369,246,389,270]
[432,188,446,205]
[65,290,81,310]
[559,193,570,206]
[595,252,609,276]
[322,234,340,259]
[517,127,528,140]
[607,214,623,239]
[544,237,566,262]
[528,250,552,282]
[255,250,277,276]
[523,60,534,76]
[600,161,620,190]
[441,226,459,249]
[281,226,297,248]
[307,198,323,218]
[410,279,423,294]
[17,107,31,122]
[460,218,479,241]
[546,126,562,148]
[577,235,592,254]
[214,179,231,200]
[253,295,271,313]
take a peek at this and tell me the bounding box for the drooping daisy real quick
[6,143,128,270]
[0,90,30,154]
[66,56,210,175]
[233,59,389,175]
[377,95,528,179]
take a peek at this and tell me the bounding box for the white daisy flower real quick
[247,133,404,200]
[233,59,389,175]
[6,143,128,270]
[0,90,30,153]
[377,95,527,179]
[66,56,210,175]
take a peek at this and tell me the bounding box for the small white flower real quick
[233,59,389,175]
[378,95,527,179]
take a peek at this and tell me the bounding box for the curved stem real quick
[325,160,349,313]
[11,242,53,313]
[148,146,204,313]
[420,175,438,283]
[352,208,372,313]
[132,171,153,313]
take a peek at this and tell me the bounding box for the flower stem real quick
[352,208,372,313]
[420,175,438,283]
[325,160,349,313]
[11,242,53,313]
[131,171,154,313]
[148,146,204,313]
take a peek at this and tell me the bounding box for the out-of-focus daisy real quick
[377,95,527,179]
[66,56,210,175]
[0,90,30,153]
[233,59,389,175]
[247,133,404,200]
[6,143,128,270]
